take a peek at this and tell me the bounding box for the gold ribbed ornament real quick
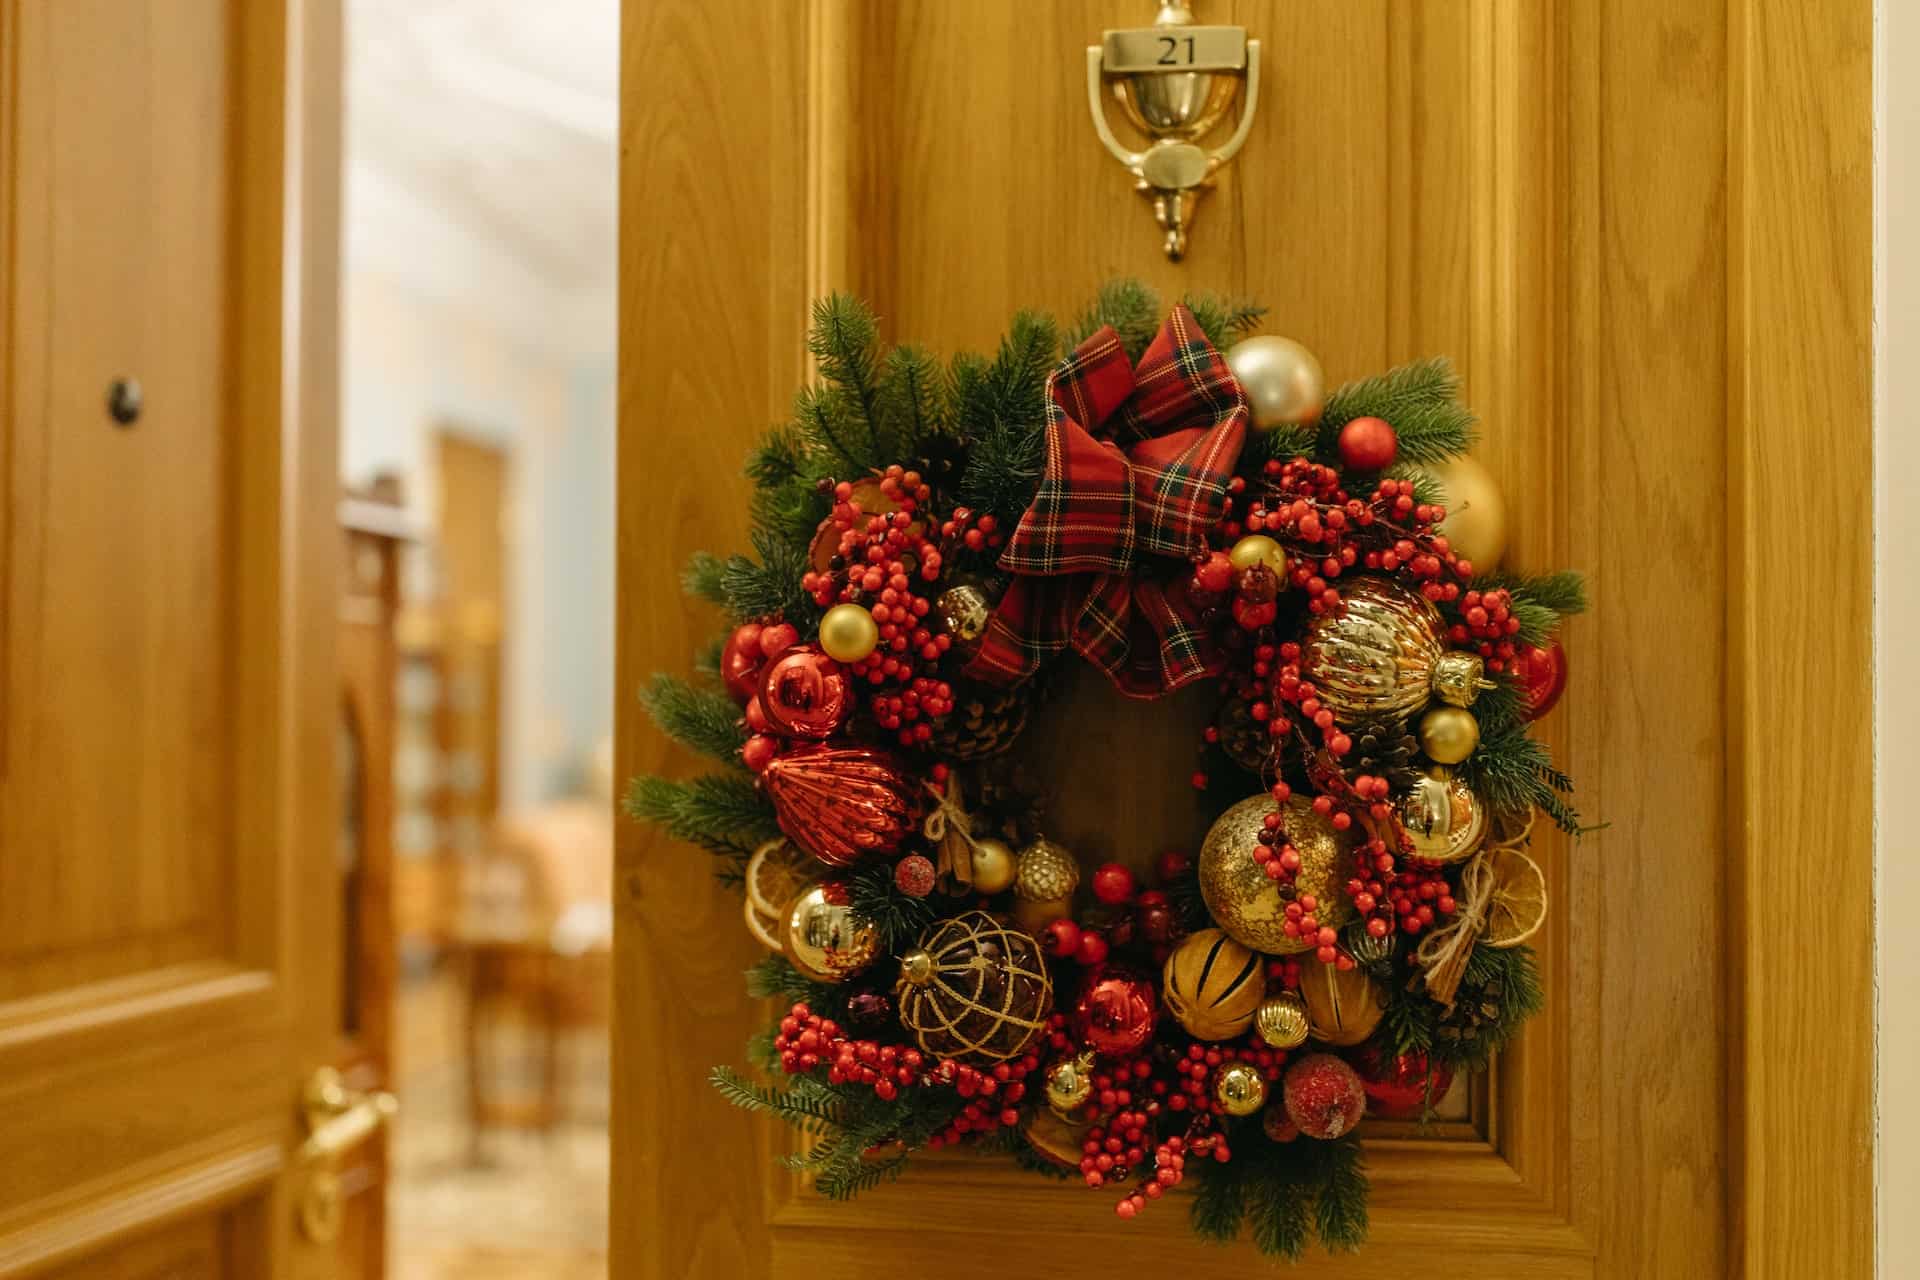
[1044,1049,1098,1117]
[1301,576,1488,725]
[1199,795,1355,954]
[1254,991,1311,1049]
[1397,766,1487,864]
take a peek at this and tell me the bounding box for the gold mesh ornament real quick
[895,911,1053,1064]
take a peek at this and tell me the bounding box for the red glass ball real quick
[758,621,800,660]
[743,695,772,734]
[1072,967,1158,1057]
[759,646,851,739]
[1513,641,1568,721]
[1074,931,1111,967]
[1091,862,1137,906]
[742,733,779,773]
[1336,416,1399,471]
[1354,1046,1455,1119]
[721,624,766,705]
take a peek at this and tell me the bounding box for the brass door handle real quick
[298,1067,396,1244]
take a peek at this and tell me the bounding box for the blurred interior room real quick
[338,2,615,1276]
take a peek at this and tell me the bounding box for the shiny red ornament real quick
[1091,862,1137,905]
[758,646,852,739]
[1074,931,1111,967]
[1513,641,1568,721]
[1354,1045,1455,1119]
[758,621,800,660]
[743,695,772,734]
[761,743,918,867]
[1282,1052,1367,1140]
[721,623,766,705]
[1336,416,1399,471]
[742,733,779,773]
[1072,966,1158,1057]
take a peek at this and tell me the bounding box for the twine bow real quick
[962,306,1249,699]
[1413,811,1536,1009]
[922,776,984,890]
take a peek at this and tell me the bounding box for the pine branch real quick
[1462,721,1582,833]
[692,634,726,678]
[746,425,811,490]
[794,383,868,473]
[1182,291,1267,350]
[1475,570,1588,647]
[845,859,939,954]
[682,551,728,606]
[1385,460,1447,507]
[879,344,948,455]
[807,294,890,465]
[1070,278,1161,361]
[746,954,834,1004]
[709,1066,845,1135]
[1311,1135,1370,1251]
[623,773,776,865]
[637,673,746,763]
[718,530,814,624]
[1190,1157,1250,1244]
[1294,357,1477,466]
[953,311,1060,527]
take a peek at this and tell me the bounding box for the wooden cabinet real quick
[615,2,1873,1276]
[0,1,344,1275]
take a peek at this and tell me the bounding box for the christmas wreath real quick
[632,280,1584,1259]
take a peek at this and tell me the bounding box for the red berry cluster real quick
[1038,867,1181,970]
[935,505,1004,556]
[922,1056,1040,1146]
[799,467,956,746]
[1447,586,1521,672]
[1113,1128,1229,1220]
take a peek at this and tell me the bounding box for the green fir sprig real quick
[1464,721,1582,834]
[637,673,746,764]
[1189,1127,1369,1259]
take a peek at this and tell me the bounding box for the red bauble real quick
[1336,416,1399,471]
[1043,918,1083,958]
[743,696,772,734]
[1354,1046,1455,1119]
[721,623,766,705]
[762,743,918,867]
[1090,862,1137,906]
[1194,551,1235,595]
[742,733,779,773]
[1282,1052,1367,1140]
[1072,967,1158,1057]
[1513,641,1568,721]
[758,646,851,739]
[758,621,800,660]
[893,853,936,898]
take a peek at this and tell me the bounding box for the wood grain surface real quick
[615,2,1874,1275]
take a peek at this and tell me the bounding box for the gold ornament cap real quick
[1212,1062,1269,1117]
[1432,652,1491,707]
[1254,991,1311,1049]
[898,947,936,987]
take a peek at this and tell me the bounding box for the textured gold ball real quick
[1162,928,1265,1040]
[1254,991,1311,1049]
[1014,838,1079,903]
[934,584,992,657]
[781,884,880,982]
[1045,1049,1098,1117]
[1228,533,1288,577]
[1418,706,1480,765]
[1225,335,1326,430]
[967,836,1016,894]
[1430,453,1508,569]
[1297,954,1385,1046]
[818,603,880,663]
[1199,795,1355,953]
[1213,1062,1269,1117]
[1397,767,1487,864]
[1300,575,1449,726]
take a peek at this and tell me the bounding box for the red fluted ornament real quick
[1513,641,1568,721]
[1071,966,1158,1058]
[758,646,851,739]
[1282,1052,1367,1140]
[1354,1045,1455,1119]
[721,623,767,705]
[762,743,918,867]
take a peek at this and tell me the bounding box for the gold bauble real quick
[1011,838,1079,930]
[1045,1049,1098,1117]
[1254,991,1311,1049]
[1300,576,1450,725]
[1213,1062,1269,1117]
[1397,767,1486,864]
[967,835,1017,894]
[1297,955,1385,1046]
[1417,705,1480,765]
[1162,928,1265,1040]
[1225,335,1326,430]
[781,884,880,982]
[1228,533,1289,578]
[1199,795,1355,954]
[934,584,992,658]
[818,603,880,663]
[1429,453,1508,569]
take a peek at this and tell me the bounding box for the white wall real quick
[1878,1,1914,1272]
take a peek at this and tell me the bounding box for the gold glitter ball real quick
[1199,794,1355,954]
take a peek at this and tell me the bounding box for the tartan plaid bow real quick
[963,305,1248,698]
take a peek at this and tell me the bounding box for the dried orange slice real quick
[745,838,813,919]
[744,892,784,952]
[1481,844,1547,948]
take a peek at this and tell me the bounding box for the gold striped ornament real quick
[1161,928,1265,1040]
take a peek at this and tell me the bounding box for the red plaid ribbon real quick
[963,306,1248,698]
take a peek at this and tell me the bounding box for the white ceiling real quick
[344,0,619,359]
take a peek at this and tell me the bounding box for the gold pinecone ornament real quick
[1011,837,1080,931]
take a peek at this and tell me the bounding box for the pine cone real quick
[1345,714,1421,789]
[1435,978,1504,1046]
[930,681,1033,761]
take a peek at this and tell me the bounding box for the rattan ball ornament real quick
[1199,794,1355,954]
[1300,575,1489,726]
[1161,928,1264,1040]
[895,911,1053,1064]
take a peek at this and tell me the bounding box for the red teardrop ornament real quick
[762,743,918,867]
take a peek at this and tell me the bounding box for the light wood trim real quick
[1726,3,1875,1275]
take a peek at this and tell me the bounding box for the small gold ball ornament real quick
[1045,1048,1098,1117]
[1254,991,1312,1049]
[1012,837,1079,931]
[1429,453,1508,569]
[818,603,880,663]
[934,583,992,658]
[1397,767,1487,864]
[1225,335,1326,430]
[1228,533,1289,578]
[1297,954,1385,1046]
[1213,1062,1269,1117]
[1417,705,1481,765]
[967,835,1017,894]
[1199,794,1355,953]
[1162,928,1265,1040]
[780,884,880,982]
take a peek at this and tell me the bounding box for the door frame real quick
[614,2,1873,1273]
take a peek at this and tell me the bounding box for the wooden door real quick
[0,1,350,1276]
[616,3,1874,1275]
